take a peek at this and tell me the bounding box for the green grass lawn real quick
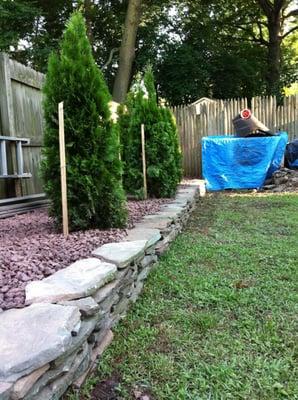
[78,193,298,400]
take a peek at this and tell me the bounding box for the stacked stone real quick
[0,180,204,400]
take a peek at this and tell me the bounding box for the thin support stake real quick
[141,124,147,200]
[58,102,69,236]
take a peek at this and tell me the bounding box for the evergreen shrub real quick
[41,12,127,231]
[119,67,182,198]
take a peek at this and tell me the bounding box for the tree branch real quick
[281,25,298,39]
[234,24,269,45]
[256,21,266,43]
[284,9,298,19]
[102,48,119,69]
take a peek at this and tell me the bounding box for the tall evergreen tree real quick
[119,66,182,198]
[41,12,127,231]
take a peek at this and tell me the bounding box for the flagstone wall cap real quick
[0,303,81,382]
[92,240,147,268]
[25,258,117,304]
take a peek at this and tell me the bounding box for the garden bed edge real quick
[0,180,205,400]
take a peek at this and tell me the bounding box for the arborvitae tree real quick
[118,86,145,197]
[41,12,127,231]
[119,66,182,198]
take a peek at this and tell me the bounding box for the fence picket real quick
[171,94,298,177]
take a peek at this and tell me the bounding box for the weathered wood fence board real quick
[172,95,298,177]
[1,53,298,197]
[0,53,44,199]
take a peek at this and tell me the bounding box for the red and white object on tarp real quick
[233,108,273,137]
[240,108,252,119]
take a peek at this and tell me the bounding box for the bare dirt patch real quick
[89,373,121,400]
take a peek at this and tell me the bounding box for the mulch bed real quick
[0,199,169,311]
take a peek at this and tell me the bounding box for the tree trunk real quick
[266,15,282,95]
[256,0,284,95]
[84,0,94,45]
[112,0,142,103]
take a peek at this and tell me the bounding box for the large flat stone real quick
[170,199,189,208]
[134,218,171,231]
[25,258,117,304]
[125,228,161,248]
[92,241,147,269]
[176,182,202,199]
[11,364,49,400]
[0,303,81,382]
[160,204,185,214]
[143,214,173,221]
[175,193,192,202]
[178,186,197,195]
[0,382,12,400]
[180,179,202,188]
[155,210,182,221]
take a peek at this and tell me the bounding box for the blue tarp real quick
[285,139,298,168]
[202,132,288,191]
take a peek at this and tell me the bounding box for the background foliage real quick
[1,0,297,103]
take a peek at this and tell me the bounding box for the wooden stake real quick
[58,102,69,236]
[141,124,147,200]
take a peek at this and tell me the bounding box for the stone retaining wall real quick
[0,180,204,400]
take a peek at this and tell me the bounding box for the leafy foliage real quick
[0,0,39,60]
[119,67,182,198]
[1,0,297,104]
[41,12,127,231]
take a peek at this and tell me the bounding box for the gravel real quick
[0,199,169,310]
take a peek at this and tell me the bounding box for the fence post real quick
[0,53,21,196]
[0,53,15,135]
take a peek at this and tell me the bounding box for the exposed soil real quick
[0,199,169,311]
[89,373,121,400]
[88,373,154,400]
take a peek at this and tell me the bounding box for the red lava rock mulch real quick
[0,199,169,311]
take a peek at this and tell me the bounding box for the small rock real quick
[59,297,99,317]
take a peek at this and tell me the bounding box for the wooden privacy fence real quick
[172,95,298,177]
[0,53,44,199]
[1,53,297,195]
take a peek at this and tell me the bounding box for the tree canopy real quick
[1,0,297,103]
